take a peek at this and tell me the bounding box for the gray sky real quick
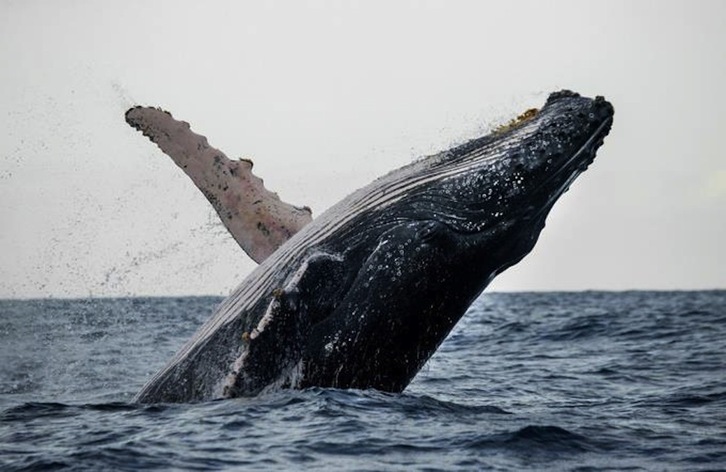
[1,0,724,298]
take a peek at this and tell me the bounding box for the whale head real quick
[395,90,615,280]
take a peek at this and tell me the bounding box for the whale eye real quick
[281,289,300,313]
[417,221,447,246]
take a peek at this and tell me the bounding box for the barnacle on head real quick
[494,108,539,134]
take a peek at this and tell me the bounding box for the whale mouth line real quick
[537,115,613,213]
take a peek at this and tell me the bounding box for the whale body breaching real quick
[125,91,614,403]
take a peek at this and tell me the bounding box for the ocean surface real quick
[1,291,724,471]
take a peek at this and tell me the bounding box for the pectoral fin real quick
[125,106,312,263]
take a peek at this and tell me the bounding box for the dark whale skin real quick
[134,90,614,403]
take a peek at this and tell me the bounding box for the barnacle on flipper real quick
[494,108,539,134]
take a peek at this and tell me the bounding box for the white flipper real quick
[125,107,312,263]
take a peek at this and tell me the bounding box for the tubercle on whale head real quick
[393,91,614,283]
[413,90,614,236]
[507,91,614,209]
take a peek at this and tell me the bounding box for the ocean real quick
[1,291,724,471]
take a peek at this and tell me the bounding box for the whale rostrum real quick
[126,91,614,403]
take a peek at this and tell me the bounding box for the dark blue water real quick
[1,292,725,470]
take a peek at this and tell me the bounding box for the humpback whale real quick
[126,90,614,403]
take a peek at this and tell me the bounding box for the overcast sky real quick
[1,0,724,298]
